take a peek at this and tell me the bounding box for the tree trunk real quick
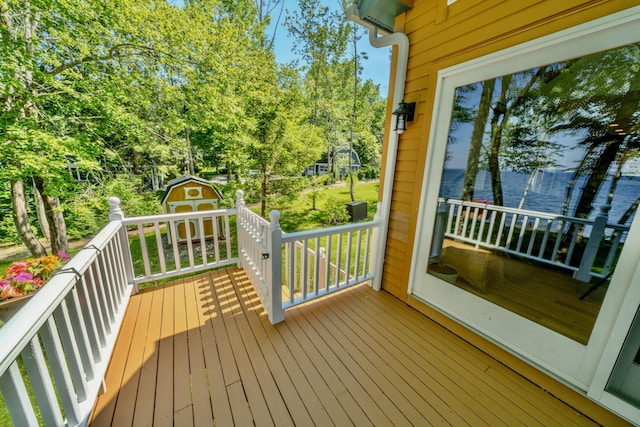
[487,76,511,206]
[11,179,47,257]
[33,178,51,242]
[572,69,640,219]
[33,177,69,255]
[261,171,268,218]
[462,80,494,201]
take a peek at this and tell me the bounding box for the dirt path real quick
[0,239,90,262]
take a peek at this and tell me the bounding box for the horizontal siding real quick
[382,0,638,302]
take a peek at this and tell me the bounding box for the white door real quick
[409,9,640,391]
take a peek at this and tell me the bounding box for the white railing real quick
[235,190,380,323]
[118,201,238,285]
[0,191,380,424]
[235,190,284,323]
[282,220,379,309]
[437,198,630,280]
[0,218,133,426]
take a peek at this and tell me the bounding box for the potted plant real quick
[0,252,70,322]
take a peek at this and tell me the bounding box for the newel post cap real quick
[108,196,124,221]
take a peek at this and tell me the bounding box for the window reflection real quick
[428,43,640,344]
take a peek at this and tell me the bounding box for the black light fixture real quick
[392,101,416,135]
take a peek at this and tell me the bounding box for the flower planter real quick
[0,293,35,323]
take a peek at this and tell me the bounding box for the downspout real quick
[367,28,410,291]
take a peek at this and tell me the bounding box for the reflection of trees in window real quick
[452,42,640,226]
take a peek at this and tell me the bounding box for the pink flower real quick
[0,254,69,301]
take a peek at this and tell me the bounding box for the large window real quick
[426,41,639,344]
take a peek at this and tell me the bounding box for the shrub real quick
[323,197,350,225]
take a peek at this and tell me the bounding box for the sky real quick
[267,0,392,96]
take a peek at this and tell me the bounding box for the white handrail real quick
[116,201,239,284]
[0,220,133,426]
[282,219,380,310]
[438,198,630,279]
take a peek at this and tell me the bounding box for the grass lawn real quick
[274,180,379,232]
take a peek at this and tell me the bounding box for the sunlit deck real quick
[89,267,602,426]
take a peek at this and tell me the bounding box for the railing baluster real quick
[289,242,295,304]
[470,207,479,242]
[40,317,82,425]
[515,215,529,253]
[495,211,507,247]
[363,228,371,277]
[53,302,88,401]
[454,204,463,238]
[93,259,113,333]
[184,217,195,269]
[66,288,96,380]
[76,274,103,361]
[154,221,167,274]
[355,229,363,281]
[302,239,309,299]
[86,265,108,345]
[336,233,343,287]
[212,214,221,263]
[169,219,181,271]
[476,209,488,249]
[486,210,497,246]
[461,205,471,238]
[314,237,321,296]
[224,213,232,261]
[345,231,353,285]
[99,244,117,322]
[539,220,552,260]
[325,237,332,291]
[21,337,64,425]
[198,216,207,265]
[0,362,39,426]
[527,217,541,256]
[138,223,152,277]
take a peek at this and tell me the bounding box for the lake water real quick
[440,169,639,225]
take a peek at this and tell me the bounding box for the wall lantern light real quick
[392,101,416,135]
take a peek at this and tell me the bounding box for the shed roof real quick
[160,175,223,204]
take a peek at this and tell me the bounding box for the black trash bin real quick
[346,201,368,222]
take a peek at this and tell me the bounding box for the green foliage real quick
[323,196,350,225]
[64,176,162,240]
[0,215,19,244]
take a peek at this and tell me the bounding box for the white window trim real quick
[408,6,640,420]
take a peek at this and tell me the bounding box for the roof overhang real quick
[347,0,414,34]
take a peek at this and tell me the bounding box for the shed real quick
[161,175,223,243]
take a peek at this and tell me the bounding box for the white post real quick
[575,204,610,282]
[269,210,285,324]
[108,197,135,291]
[236,190,245,269]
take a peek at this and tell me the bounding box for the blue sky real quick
[268,1,392,96]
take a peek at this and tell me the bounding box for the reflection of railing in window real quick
[437,198,629,281]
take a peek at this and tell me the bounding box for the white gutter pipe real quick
[362,27,410,291]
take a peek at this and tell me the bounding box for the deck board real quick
[89,267,611,426]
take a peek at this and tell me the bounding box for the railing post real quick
[236,190,245,269]
[269,210,285,324]
[108,197,135,292]
[319,247,327,292]
[575,204,610,282]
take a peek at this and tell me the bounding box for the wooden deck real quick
[89,267,603,426]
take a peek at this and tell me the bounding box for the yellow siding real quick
[380,0,638,299]
[379,1,638,423]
